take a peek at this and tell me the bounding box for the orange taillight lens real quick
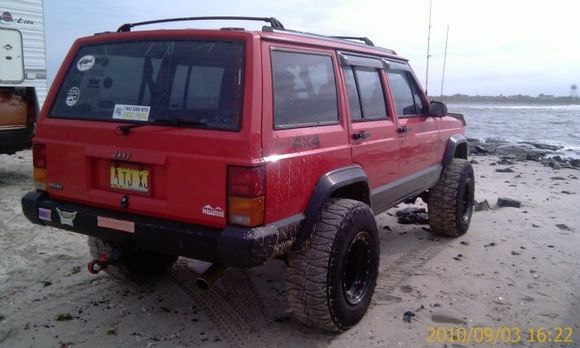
[33,167,47,190]
[227,165,266,227]
[228,196,265,227]
[32,144,47,190]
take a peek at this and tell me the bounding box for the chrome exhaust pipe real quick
[195,264,226,290]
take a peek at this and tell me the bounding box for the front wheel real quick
[428,159,475,237]
[286,199,380,332]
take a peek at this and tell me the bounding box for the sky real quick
[44,0,580,97]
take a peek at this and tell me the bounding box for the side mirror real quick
[429,101,448,117]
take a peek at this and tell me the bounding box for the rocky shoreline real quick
[468,137,580,170]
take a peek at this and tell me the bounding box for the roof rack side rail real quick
[117,16,285,32]
[331,36,374,46]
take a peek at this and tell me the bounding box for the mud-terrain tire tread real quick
[286,198,379,332]
[428,158,474,237]
[88,237,178,282]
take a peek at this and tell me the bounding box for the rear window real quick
[50,40,244,130]
[271,50,338,129]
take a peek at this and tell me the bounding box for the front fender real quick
[443,134,468,167]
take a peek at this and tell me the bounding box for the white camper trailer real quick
[0,0,47,154]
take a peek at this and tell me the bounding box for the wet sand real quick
[1,151,579,347]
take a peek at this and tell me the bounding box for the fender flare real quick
[295,165,369,249]
[443,134,468,167]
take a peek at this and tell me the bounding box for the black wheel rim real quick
[342,231,373,305]
[460,177,474,223]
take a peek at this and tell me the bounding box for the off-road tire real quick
[428,158,475,237]
[88,237,178,282]
[286,199,379,332]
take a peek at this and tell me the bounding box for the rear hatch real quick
[35,31,259,228]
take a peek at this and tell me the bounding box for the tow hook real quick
[87,248,122,274]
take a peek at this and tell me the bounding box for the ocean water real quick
[447,103,580,158]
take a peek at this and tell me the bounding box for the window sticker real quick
[112,104,151,121]
[65,87,80,106]
[77,55,95,71]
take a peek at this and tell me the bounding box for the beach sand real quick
[1,150,579,347]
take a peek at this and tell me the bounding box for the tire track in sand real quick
[169,261,279,347]
[373,238,450,305]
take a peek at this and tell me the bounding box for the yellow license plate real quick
[110,166,149,193]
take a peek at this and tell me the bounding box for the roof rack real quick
[331,36,374,47]
[117,16,285,32]
[267,27,394,54]
[114,16,393,55]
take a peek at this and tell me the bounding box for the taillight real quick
[32,144,46,168]
[227,165,266,227]
[32,144,47,190]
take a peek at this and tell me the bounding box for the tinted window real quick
[409,76,425,113]
[272,51,338,128]
[343,68,362,120]
[50,40,244,130]
[343,67,387,121]
[388,71,423,116]
[356,68,387,119]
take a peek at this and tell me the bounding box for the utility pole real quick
[425,0,433,96]
[440,25,449,101]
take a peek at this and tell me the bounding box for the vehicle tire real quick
[286,199,380,332]
[88,237,178,282]
[428,158,475,237]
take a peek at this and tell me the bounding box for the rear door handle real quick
[397,125,411,134]
[352,131,371,140]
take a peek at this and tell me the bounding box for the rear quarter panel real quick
[260,41,352,224]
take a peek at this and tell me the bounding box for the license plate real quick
[110,165,149,192]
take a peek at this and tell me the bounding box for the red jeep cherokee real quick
[22,17,473,331]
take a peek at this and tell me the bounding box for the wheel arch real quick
[443,134,468,167]
[296,165,369,249]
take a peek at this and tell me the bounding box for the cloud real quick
[44,0,580,95]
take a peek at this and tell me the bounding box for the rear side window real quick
[271,51,338,129]
[50,40,244,130]
[343,67,388,121]
[387,71,424,116]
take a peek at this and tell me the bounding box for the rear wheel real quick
[88,237,178,282]
[428,159,475,237]
[286,199,379,332]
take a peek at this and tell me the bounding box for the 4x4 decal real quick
[275,135,321,149]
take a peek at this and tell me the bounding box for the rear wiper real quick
[116,118,207,136]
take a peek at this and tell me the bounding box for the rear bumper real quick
[0,125,33,154]
[21,191,301,267]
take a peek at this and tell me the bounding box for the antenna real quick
[425,0,433,95]
[440,25,449,100]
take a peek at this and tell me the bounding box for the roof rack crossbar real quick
[117,16,285,32]
[331,36,374,46]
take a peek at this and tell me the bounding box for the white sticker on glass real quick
[77,55,95,71]
[65,87,80,106]
[112,104,151,121]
